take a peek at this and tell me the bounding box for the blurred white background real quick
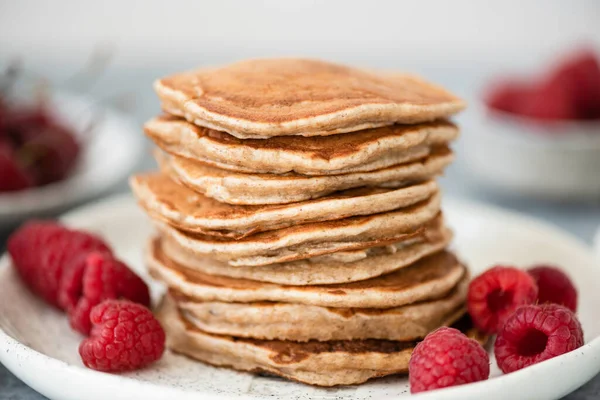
[1,0,598,69]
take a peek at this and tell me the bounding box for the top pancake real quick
[154,58,466,139]
[145,115,458,175]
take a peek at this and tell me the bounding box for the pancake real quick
[154,58,465,139]
[158,295,486,386]
[146,115,458,175]
[173,274,468,341]
[157,147,453,205]
[131,172,438,239]
[153,194,442,267]
[157,227,452,285]
[147,247,466,308]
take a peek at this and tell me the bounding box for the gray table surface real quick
[0,64,599,399]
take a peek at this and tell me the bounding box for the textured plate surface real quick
[1,194,600,400]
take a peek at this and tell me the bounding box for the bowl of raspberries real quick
[463,48,600,200]
[0,78,142,227]
[0,97,82,193]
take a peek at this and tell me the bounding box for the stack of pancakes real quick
[131,58,482,386]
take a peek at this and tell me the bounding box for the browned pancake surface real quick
[155,58,465,138]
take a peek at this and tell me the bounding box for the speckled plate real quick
[1,194,600,400]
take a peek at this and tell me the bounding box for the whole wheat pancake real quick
[154,58,465,139]
[158,227,451,285]
[157,148,453,205]
[131,173,438,239]
[147,246,465,308]
[146,115,458,175]
[173,274,468,341]
[153,194,442,267]
[158,296,486,386]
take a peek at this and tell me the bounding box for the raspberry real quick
[485,82,532,114]
[8,222,111,307]
[467,266,538,334]
[528,265,577,312]
[494,304,583,374]
[0,141,34,192]
[79,300,165,372]
[519,80,578,121]
[22,124,80,185]
[8,221,65,289]
[66,252,150,334]
[548,50,600,119]
[409,327,489,393]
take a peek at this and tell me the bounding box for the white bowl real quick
[0,92,143,228]
[462,104,600,200]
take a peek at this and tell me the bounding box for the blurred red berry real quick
[7,221,111,307]
[548,50,600,119]
[0,100,81,192]
[528,265,578,312]
[0,142,34,191]
[484,49,600,122]
[519,80,578,121]
[22,124,80,184]
[485,81,533,114]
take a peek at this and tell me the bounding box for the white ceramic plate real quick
[1,195,599,400]
[0,92,142,227]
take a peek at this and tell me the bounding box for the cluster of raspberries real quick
[409,263,582,393]
[486,50,600,121]
[8,221,165,372]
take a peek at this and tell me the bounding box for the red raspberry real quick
[467,266,538,334]
[519,81,578,121]
[528,265,577,312]
[66,252,150,334]
[485,81,532,114]
[79,300,165,372]
[8,221,64,288]
[0,142,34,192]
[409,327,489,393]
[22,124,81,185]
[495,304,583,374]
[8,222,111,307]
[547,50,600,119]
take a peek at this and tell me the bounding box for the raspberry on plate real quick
[528,265,577,312]
[7,221,111,308]
[65,252,150,334]
[495,304,584,374]
[467,266,538,334]
[79,300,165,372]
[409,327,490,393]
